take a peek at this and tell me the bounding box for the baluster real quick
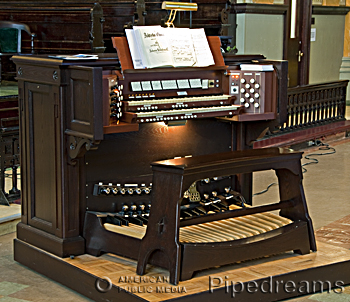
[299,93,305,127]
[292,94,298,128]
[296,94,302,128]
[312,90,318,124]
[286,94,292,130]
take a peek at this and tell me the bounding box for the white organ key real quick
[125,94,232,107]
[135,105,240,118]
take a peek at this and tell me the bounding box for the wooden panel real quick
[26,82,59,234]
[14,238,350,302]
[16,64,61,85]
[66,66,103,141]
[85,120,232,213]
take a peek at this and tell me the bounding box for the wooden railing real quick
[280,80,348,131]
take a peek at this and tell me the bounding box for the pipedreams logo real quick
[209,276,345,298]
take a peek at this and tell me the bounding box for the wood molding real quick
[312,5,350,15]
[232,3,288,15]
[14,238,350,302]
[17,222,85,257]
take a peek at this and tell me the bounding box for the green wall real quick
[235,13,284,60]
[309,14,345,84]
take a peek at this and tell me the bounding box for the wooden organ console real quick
[12,37,316,289]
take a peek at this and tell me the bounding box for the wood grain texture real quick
[103,210,292,242]
[62,239,350,301]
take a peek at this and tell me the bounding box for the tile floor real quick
[0,84,349,301]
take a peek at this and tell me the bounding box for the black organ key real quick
[193,205,207,215]
[137,215,148,224]
[106,215,123,226]
[211,191,229,210]
[200,194,221,212]
[210,203,223,212]
[189,209,202,216]
[116,215,129,226]
[145,204,151,215]
[128,215,144,226]
[182,210,193,218]
[137,204,146,215]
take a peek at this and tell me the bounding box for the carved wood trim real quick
[232,3,288,15]
[68,134,100,160]
[312,5,350,15]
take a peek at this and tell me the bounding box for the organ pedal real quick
[84,148,316,286]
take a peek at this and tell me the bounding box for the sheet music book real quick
[125,29,145,69]
[126,26,215,69]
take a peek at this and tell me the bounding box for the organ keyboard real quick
[122,104,241,123]
[103,207,293,243]
[121,94,233,112]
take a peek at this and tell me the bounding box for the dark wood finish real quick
[15,238,350,302]
[232,3,288,14]
[12,53,315,294]
[0,0,233,57]
[136,148,315,284]
[312,5,350,15]
[253,120,350,149]
[14,55,123,256]
[252,80,350,148]
[286,80,348,129]
[298,0,312,86]
[0,2,105,54]
[14,239,140,302]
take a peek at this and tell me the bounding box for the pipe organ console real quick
[107,67,241,125]
[12,37,316,288]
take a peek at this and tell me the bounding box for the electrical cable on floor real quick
[301,141,336,173]
[253,182,277,196]
[253,141,336,197]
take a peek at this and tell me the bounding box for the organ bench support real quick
[136,148,316,285]
[83,147,316,285]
